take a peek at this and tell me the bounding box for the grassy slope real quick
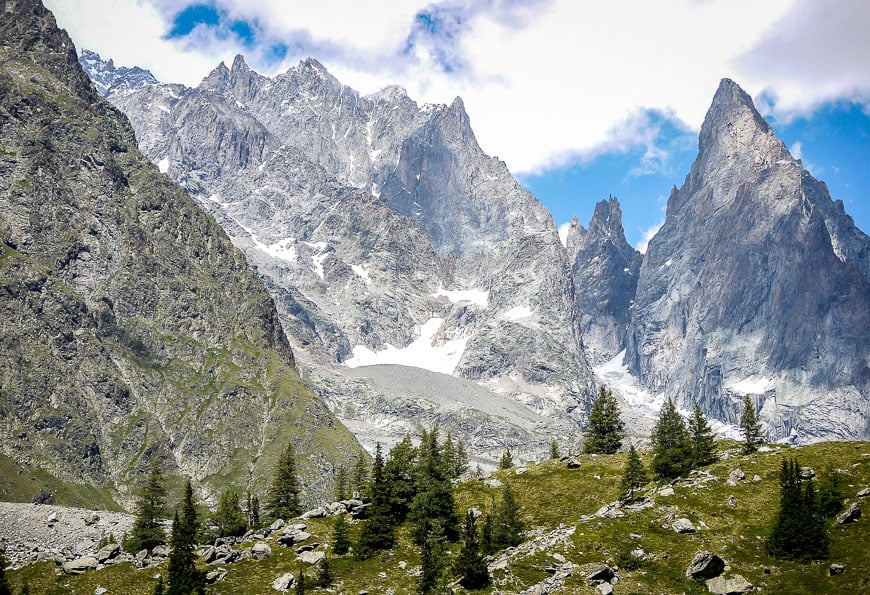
[8,440,870,594]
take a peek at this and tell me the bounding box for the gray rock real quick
[596,582,614,595]
[484,479,504,489]
[728,468,745,482]
[800,467,816,480]
[84,514,100,526]
[658,487,675,497]
[515,467,528,475]
[297,550,325,565]
[94,588,107,595]
[705,574,753,594]
[270,519,285,531]
[272,571,295,591]
[468,507,483,519]
[586,564,615,582]
[686,551,726,579]
[62,556,98,575]
[205,568,227,583]
[78,50,159,98]
[727,495,737,508]
[752,475,762,483]
[151,545,170,558]
[251,542,272,560]
[566,457,582,469]
[829,563,845,576]
[856,487,870,498]
[836,502,861,524]
[135,550,149,565]
[672,519,696,534]
[301,507,327,519]
[95,543,120,563]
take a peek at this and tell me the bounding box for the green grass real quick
[8,441,870,594]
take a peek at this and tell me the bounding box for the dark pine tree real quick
[356,443,396,557]
[688,400,716,468]
[334,464,349,502]
[493,482,524,549]
[619,445,649,500]
[315,555,333,587]
[409,428,460,546]
[766,458,829,561]
[353,455,369,498]
[294,569,306,595]
[454,510,490,590]
[817,463,846,518]
[417,521,447,594]
[651,397,692,479]
[480,497,496,555]
[443,432,469,480]
[383,435,419,523]
[331,514,351,555]
[267,441,302,520]
[0,551,11,595]
[549,439,560,460]
[167,480,205,595]
[498,448,514,470]
[584,385,625,454]
[739,395,763,454]
[212,487,247,538]
[125,457,168,553]
[248,493,261,529]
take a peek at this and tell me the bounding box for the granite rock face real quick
[625,79,870,441]
[106,54,598,459]
[0,0,363,506]
[566,196,642,363]
[78,49,158,98]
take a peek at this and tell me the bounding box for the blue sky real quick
[46,0,870,248]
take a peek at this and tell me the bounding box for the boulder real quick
[484,478,504,489]
[857,488,870,498]
[566,457,582,469]
[252,542,272,560]
[468,507,483,519]
[297,550,325,565]
[752,475,762,483]
[295,543,319,553]
[270,519,285,531]
[206,568,227,583]
[672,518,696,534]
[727,495,737,508]
[829,563,845,576]
[94,588,107,595]
[515,467,528,475]
[95,543,120,563]
[836,502,861,524]
[658,487,675,497]
[800,467,815,480]
[301,507,328,519]
[151,545,170,558]
[728,468,745,482]
[705,574,753,594]
[686,551,726,579]
[84,514,100,526]
[272,571,295,591]
[586,564,615,582]
[135,549,149,565]
[596,583,614,595]
[62,556,98,575]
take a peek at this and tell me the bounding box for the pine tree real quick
[409,428,460,546]
[480,496,496,555]
[619,445,649,500]
[584,385,625,454]
[247,493,260,529]
[651,398,692,479]
[267,441,302,520]
[294,570,306,595]
[331,514,351,555]
[356,443,396,557]
[125,457,168,553]
[817,463,845,518]
[739,395,763,454]
[498,448,513,470]
[0,551,11,595]
[454,510,490,590]
[417,522,447,594]
[334,465,349,502]
[212,487,247,538]
[383,435,419,522]
[493,482,524,549]
[315,555,333,587]
[549,439,560,460]
[688,400,716,468]
[766,458,829,561]
[167,480,204,595]
[443,432,468,479]
[352,455,369,498]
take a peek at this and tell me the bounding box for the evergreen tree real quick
[443,432,468,480]
[152,576,164,595]
[584,385,625,454]
[294,570,306,595]
[267,441,302,520]
[480,497,496,555]
[817,463,845,518]
[454,510,490,590]
[125,457,168,553]
[651,398,692,479]
[688,400,716,468]
[383,435,419,522]
[619,445,649,500]
[739,395,763,454]
[409,428,460,546]
[352,455,369,498]
[0,551,10,595]
[315,555,333,587]
[766,458,829,561]
[549,438,560,460]
[356,443,396,557]
[331,514,351,555]
[334,465,349,502]
[498,448,513,470]
[493,483,524,549]
[417,522,447,594]
[247,493,260,529]
[212,487,247,538]
[167,480,204,595]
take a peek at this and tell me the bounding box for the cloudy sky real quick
[45,0,870,248]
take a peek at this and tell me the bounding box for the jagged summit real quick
[77,49,158,98]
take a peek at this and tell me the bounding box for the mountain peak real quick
[698,78,772,156]
[231,53,250,73]
[589,195,625,238]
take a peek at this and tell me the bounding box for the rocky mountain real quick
[565,196,642,364]
[625,79,870,442]
[0,0,363,507]
[78,49,158,98]
[106,54,598,461]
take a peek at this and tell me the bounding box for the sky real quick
[44,0,870,249]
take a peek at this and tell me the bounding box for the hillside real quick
[6,440,869,594]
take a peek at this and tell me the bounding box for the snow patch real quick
[665,258,673,267]
[156,157,169,174]
[158,105,170,113]
[727,376,772,395]
[595,350,664,418]
[345,318,468,375]
[261,238,297,262]
[351,264,371,285]
[503,305,533,320]
[432,284,489,307]
[311,252,329,279]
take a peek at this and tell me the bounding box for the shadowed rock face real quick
[0,0,363,506]
[105,50,599,459]
[625,79,870,441]
[566,196,642,363]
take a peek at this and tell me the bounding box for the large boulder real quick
[686,551,726,579]
[672,518,696,534]
[705,574,753,594]
[251,542,272,560]
[586,564,615,582]
[95,543,120,563]
[272,572,295,591]
[837,502,861,524]
[62,556,98,575]
[297,550,325,565]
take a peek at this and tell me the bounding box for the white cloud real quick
[789,141,803,160]
[557,221,571,247]
[635,219,664,254]
[48,0,870,177]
